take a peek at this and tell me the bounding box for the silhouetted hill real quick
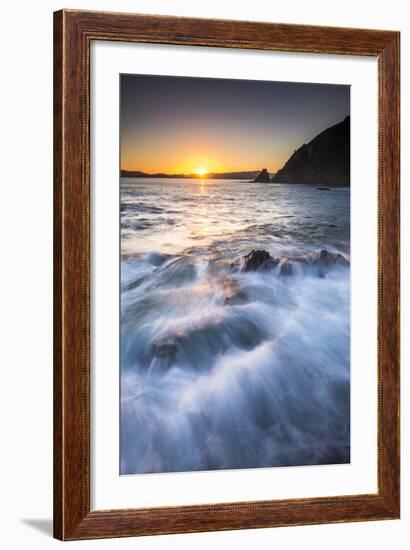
[272,116,350,186]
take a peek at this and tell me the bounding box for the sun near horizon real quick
[195,168,208,177]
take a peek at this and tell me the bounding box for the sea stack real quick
[253,168,270,183]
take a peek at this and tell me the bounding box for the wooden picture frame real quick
[54,9,400,541]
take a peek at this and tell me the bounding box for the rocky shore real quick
[238,248,349,277]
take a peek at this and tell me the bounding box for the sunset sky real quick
[120,74,349,174]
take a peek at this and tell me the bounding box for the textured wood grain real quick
[53,9,400,541]
[53,10,63,541]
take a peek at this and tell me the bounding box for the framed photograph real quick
[54,10,400,540]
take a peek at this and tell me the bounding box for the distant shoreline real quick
[120,170,263,180]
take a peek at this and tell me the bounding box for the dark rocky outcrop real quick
[272,116,350,186]
[241,250,279,271]
[253,168,271,183]
[311,249,349,267]
[240,249,349,276]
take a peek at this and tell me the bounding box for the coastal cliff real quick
[272,116,350,186]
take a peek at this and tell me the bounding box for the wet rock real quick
[241,250,278,272]
[158,259,197,287]
[224,286,249,305]
[152,339,180,359]
[311,249,349,267]
[278,261,293,276]
[146,251,172,266]
[239,248,349,277]
[219,278,243,304]
[123,275,146,292]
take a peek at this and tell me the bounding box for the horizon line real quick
[120,168,276,175]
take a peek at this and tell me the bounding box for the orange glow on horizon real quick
[120,142,282,174]
[195,168,208,176]
[121,152,281,174]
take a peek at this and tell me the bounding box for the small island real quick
[253,168,271,183]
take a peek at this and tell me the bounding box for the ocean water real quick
[120,178,350,475]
